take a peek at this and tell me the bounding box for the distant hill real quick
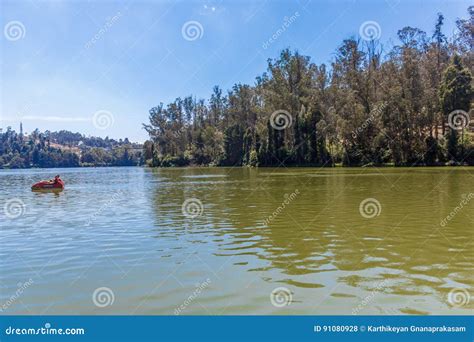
[0,127,143,169]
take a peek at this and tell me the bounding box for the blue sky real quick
[0,0,470,142]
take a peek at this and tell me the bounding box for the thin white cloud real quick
[0,117,16,122]
[21,115,91,122]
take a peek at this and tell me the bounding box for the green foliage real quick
[439,54,473,161]
[424,136,439,166]
[158,155,190,167]
[222,124,244,166]
[143,8,473,167]
[248,150,259,167]
[0,128,142,168]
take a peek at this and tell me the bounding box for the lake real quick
[1,167,473,315]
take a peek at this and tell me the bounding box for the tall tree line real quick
[144,8,473,167]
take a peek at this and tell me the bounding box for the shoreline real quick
[2,164,474,170]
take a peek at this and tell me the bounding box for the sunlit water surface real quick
[1,167,473,315]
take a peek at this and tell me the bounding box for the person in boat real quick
[51,175,61,184]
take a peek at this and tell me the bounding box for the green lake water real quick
[1,167,473,315]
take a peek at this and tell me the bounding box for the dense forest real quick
[0,127,143,168]
[144,8,473,167]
